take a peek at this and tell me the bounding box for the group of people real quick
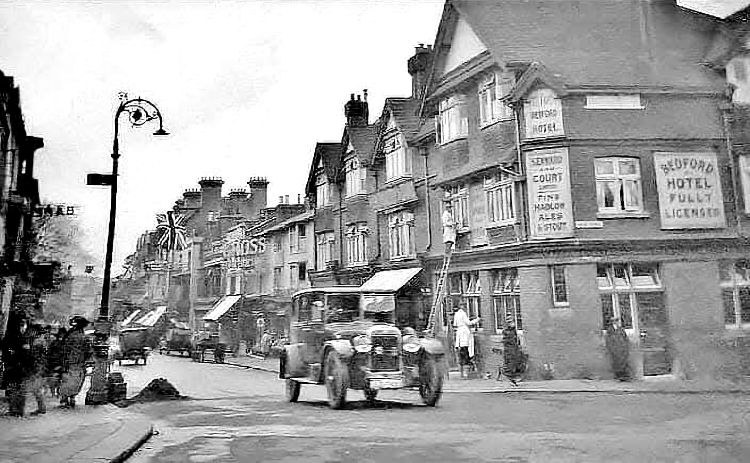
[1,314,93,417]
[452,304,526,384]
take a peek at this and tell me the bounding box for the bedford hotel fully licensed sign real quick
[653,152,725,229]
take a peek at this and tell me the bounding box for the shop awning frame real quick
[203,295,242,321]
[359,267,422,293]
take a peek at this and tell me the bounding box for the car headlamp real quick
[352,335,372,353]
[402,335,420,353]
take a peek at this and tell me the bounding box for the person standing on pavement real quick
[59,316,92,409]
[45,327,66,397]
[500,315,526,386]
[605,316,631,381]
[452,304,480,379]
[1,314,32,416]
[24,323,48,415]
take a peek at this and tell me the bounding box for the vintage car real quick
[162,327,192,356]
[191,331,226,363]
[115,327,151,365]
[279,287,445,409]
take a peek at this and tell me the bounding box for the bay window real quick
[384,135,411,181]
[478,72,513,126]
[315,232,335,270]
[316,172,331,207]
[388,210,415,259]
[595,157,643,213]
[345,223,368,266]
[445,184,470,230]
[436,94,468,145]
[484,172,515,225]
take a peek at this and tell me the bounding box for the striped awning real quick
[203,295,241,321]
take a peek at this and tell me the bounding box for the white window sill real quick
[724,324,750,331]
[390,255,415,262]
[456,227,471,235]
[345,194,367,201]
[584,105,645,110]
[552,303,570,309]
[437,135,468,147]
[597,211,650,219]
[486,220,517,230]
[384,175,413,186]
[479,117,512,130]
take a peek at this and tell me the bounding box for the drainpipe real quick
[512,101,528,241]
[422,147,432,251]
[337,183,344,285]
[721,101,742,236]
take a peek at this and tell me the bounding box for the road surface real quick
[114,354,750,462]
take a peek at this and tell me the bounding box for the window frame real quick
[594,157,644,214]
[388,210,415,260]
[484,173,516,226]
[384,135,412,182]
[344,155,367,197]
[445,184,470,231]
[478,72,514,127]
[345,223,368,267]
[437,94,469,145]
[315,232,334,270]
[585,94,644,110]
[551,265,569,307]
[491,268,522,333]
[597,263,664,333]
[720,260,750,330]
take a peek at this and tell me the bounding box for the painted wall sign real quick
[524,88,564,139]
[525,147,575,239]
[653,152,725,229]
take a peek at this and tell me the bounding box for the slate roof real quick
[305,142,342,196]
[450,0,724,90]
[345,124,379,162]
[384,97,422,139]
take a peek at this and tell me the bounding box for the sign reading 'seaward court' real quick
[653,152,725,229]
[525,147,575,239]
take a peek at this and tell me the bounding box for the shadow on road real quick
[293,399,423,410]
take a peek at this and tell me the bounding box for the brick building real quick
[413,0,750,381]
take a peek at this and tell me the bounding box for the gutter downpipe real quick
[512,101,528,241]
[722,100,742,236]
[423,146,432,251]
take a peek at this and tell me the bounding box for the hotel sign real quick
[524,88,564,139]
[526,147,575,239]
[654,152,725,229]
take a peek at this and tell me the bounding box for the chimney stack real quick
[345,91,369,127]
[198,177,224,213]
[408,43,433,100]
[285,195,290,204]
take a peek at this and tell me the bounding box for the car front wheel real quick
[419,355,444,407]
[324,350,349,409]
[285,379,301,402]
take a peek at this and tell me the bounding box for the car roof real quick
[292,286,362,298]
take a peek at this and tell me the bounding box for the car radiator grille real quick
[371,335,400,371]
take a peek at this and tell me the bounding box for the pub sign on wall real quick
[525,147,575,239]
[524,88,565,139]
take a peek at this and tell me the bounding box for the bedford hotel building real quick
[416,0,750,382]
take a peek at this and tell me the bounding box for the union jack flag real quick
[156,211,187,251]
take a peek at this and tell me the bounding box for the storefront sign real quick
[653,152,725,229]
[526,148,575,239]
[361,294,395,313]
[524,88,564,139]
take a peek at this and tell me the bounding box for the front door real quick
[635,293,672,376]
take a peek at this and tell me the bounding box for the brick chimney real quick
[408,44,433,100]
[182,189,201,209]
[247,177,269,218]
[345,90,369,127]
[198,177,224,213]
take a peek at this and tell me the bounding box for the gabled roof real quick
[343,124,379,162]
[507,62,568,103]
[304,142,342,196]
[424,0,724,104]
[373,97,424,163]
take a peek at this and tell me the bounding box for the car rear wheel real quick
[419,355,444,407]
[285,379,301,402]
[324,350,349,409]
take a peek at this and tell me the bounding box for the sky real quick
[0,0,444,276]
[0,0,744,278]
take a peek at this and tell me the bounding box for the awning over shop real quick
[203,295,241,321]
[136,306,167,327]
[121,309,141,327]
[359,267,422,292]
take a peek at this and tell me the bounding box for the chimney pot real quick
[356,94,361,101]
[297,194,301,204]
[363,89,368,102]
[350,93,355,101]
[285,195,290,204]
[279,196,284,204]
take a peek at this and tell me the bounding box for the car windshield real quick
[325,294,360,323]
[363,310,394,324]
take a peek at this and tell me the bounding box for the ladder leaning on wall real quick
[425,243,454,337]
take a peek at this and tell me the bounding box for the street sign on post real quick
[86,173,115,186]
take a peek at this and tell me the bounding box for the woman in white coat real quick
[453,304,480,379]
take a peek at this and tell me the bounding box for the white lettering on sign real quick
[525,148,575,239]
[524,88,565,139]
[653,152,725,229]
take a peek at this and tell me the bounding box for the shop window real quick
[551,266,569,307]
[719,260,750,329]
[436,94,468,145]
[597,263,663,330]
[484,173,515,225]
[445,184,470,231]
[448,271,482,326]
[492,268,522,333]
[595,158,643,214]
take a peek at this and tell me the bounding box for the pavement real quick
[224,352,750,394]
[0,378,153,463]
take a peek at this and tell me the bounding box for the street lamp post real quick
[86,93,168,405]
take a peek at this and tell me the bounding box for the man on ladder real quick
[442,200,456,256]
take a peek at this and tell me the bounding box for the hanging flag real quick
[156,211,187,251]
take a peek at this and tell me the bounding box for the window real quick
[478,72,513,126]
[720,260,750,329]
[388,211,415,259]
[272,235,281,253]
[289,226,299,253]
[345,223,368,266]
[384,136,411,181]
[597,263,663,330]
[585,94,643,110]
[207,211,219,222]
[484,173,515,225]
[315,232,335,270]
[316,172,331,207]
[492,268,522,332]
[289,264,298,288]
[595,158,643,213]
[298,223,306,238]
[445,184,469,230]
[448,271,482,327]
[551,266,569,307]
[436,94,468,144]
[345,156,367,197]
[298,262,307,281]
[273,267,282,291]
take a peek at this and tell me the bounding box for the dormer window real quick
[384,135,411,181]
[436,94,468,145]
[478,72,514,126]
[316,171,331,207]
[345,155,367,197]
